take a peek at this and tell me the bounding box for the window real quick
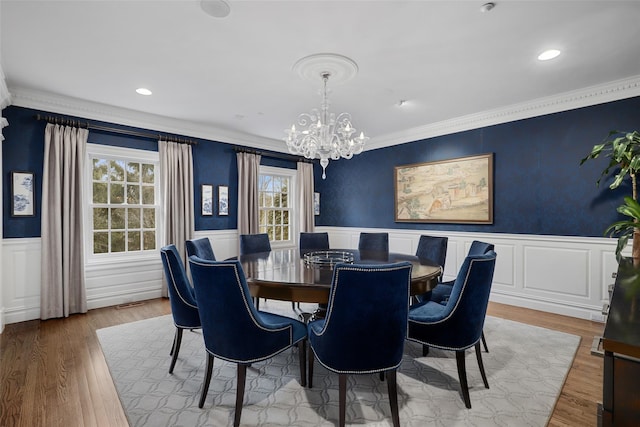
[259,166,297,246]
[85,144,160,260]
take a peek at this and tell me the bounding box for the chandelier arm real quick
[284,65,367,179]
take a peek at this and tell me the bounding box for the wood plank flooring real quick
[0,300,603,427]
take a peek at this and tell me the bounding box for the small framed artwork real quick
[314,192,320,215]
[218,185,229,216]
[201,184,213,216]
[11,171,35,217]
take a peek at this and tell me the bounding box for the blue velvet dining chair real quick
[299,232,330,252]
[414,235,448,301]
[407,251,497,409]
[159,245,201,374]
[429,240,493,303]
[239,233,271,255]
[428,240,495,352]
[308,261,413,427]
[358,232,389,252]
[298,232,330,312]
[239,233,273,308]
[188,256,307,427]
[186,237,216,260]
[415,235,448,269]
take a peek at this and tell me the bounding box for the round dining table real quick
[239,248,442,305]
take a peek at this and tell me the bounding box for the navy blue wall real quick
[314,96,640,237]
[3,96,640,239]
[2,106,298,238]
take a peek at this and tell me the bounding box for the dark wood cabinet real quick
[601,258,640,427]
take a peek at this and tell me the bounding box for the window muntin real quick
[86,144,160,260]
[258,167,296,246]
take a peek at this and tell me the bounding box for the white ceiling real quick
[2,1,640,153]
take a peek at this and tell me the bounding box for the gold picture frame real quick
[394,153,493,224]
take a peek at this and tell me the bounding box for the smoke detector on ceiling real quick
[480,3,496,13]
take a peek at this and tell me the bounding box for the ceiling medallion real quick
[284,54,368,179]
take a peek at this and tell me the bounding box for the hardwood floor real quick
[0,299,603,426]
[487,303,604,427]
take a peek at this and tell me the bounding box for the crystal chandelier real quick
[284,71,368,179]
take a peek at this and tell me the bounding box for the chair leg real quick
[339,374,347,427]
[308,346,314,388]
[455,350,472,409]
[298,340,307,387]
[481,331,489,352]
[169,328,183,373]
[198,353,214,408]
[170,328,176,356]
[386,370,400,427]
[234,364,247,427]
[380,372,385,381]
[475,342,490,389]
[422,344,429,357]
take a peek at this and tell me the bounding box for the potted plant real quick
[581,130,640,260]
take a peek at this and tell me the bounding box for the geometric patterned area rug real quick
[97,300,580,427]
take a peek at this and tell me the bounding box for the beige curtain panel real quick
[160,140,195,297]
[297,162,315,233]
[40,124,88,319]
[236,152,261,235]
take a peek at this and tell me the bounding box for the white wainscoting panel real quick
[492,243,516,288]
[193,229,239,261]
[524,246,589,297]
[317,227,617,321]
[1,230,241,326]
[2,238,42,323]
[1,228,619,325]
[390,235,414,255]
[85,257,164,309]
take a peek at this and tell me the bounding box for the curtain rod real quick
[35,114,198,146]
[233,146,312,163]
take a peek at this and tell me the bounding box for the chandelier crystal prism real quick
[284,71,369,179]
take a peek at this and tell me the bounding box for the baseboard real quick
[3,305,41,325]
[86,288,163,311]
[489,292,604,321]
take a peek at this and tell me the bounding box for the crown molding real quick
[0,65,11,110]
[367,75,640,150]
[8,75,640,154]
[8,86,284,152]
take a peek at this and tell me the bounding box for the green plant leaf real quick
[581,130,640,259]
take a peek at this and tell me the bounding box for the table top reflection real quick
[239,248,442,304]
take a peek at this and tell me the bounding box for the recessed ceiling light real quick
[136,88,152,96]
[201,0,231,18]
[538,49,561,61]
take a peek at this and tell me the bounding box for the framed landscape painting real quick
[394,153,493,224]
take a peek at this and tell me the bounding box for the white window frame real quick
[258,165,297,249]
[84,143,162,265]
